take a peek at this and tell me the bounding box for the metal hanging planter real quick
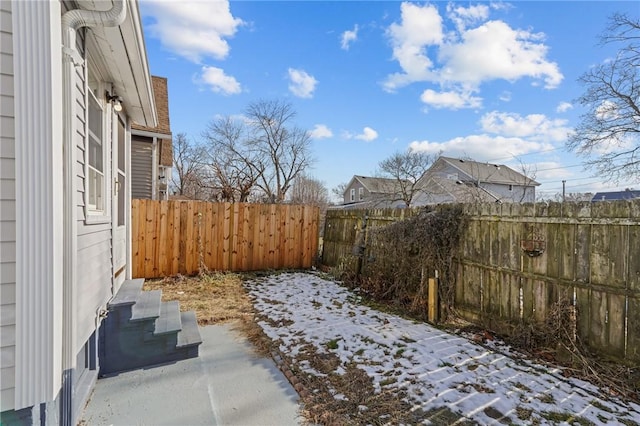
[521,226,546,257]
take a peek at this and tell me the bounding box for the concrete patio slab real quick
[81,323,302,426]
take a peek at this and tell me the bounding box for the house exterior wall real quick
[0,0,16,412]
[344,180,369,204]
[75,31,115,354]
[421,160,537,204]
[482,182,535,203]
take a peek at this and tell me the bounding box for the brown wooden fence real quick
[322,201,640,365]
[132,199,320,278]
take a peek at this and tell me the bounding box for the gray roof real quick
[351,175,407,194]
[439,157,540,186]
[592,190,640,202]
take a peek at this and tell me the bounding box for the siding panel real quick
[73,23,114,353]
[0,0,14,408]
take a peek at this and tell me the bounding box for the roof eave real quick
[85,0,157,127]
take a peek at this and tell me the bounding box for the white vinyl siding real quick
[76,34,114,351]
[0,0,16,411]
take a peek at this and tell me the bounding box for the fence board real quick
[322,202,640,365]
[132,200,319,278]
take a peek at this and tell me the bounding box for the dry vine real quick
[347,205,467,322]
[494,298,640,403]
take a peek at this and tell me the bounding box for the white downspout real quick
[60,2,126,425]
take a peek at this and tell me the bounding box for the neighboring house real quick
[341,175,408,209]
[1,2,200,425]
[131,75,172,200]
[592,189,640,202]
[414,156,540,205]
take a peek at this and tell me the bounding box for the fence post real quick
[429,277,439,322]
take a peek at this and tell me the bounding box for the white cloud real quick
[556,102,573,113]
[446,4,489,31]
[383,3,443,92]
[143,0,243,63]
[200,66,242,95]
[409,134,553,161]
[595,100,619,121]
[480,111,571,142]
[420,89,482,110]
[408,109,573,160]
[499,91,512,102]
[438,21,562,89]
[341,25,359,50]
[310,124,333,139]
[346,126,379,142]
[383,2,563,108]
[530,161,573,180]
[288,68,318,98]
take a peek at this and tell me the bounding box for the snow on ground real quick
[246,272,640,425]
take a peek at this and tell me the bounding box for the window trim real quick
[358,187,364,201]
[350,188,355,202]
[84,55,111,225]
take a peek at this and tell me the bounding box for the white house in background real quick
[131,75,173,200]
[413,156,540,205]
[1,1,156,424]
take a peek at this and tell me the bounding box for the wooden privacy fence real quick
[322,201,640,365]
[132,199,319,278]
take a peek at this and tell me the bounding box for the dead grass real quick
[143,272,276,359]
[143,272,253,325]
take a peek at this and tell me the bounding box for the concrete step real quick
[109,279,144,308]
[177,311,203,349]
[154,301,182,336]
[130,290,161,322]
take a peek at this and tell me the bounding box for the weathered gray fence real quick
[322,201,640,365]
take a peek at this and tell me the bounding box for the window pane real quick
[88,167,104,211]
[89,136,103,172]
[88,94,102,139]
[117,173,125,226]
[118,118,125,171]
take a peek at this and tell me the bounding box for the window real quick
[350,188,355,202]
[358,187,364,201]
[508,184,513,191]
[87,90,105,213]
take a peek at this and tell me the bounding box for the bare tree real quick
[567,13,640,183]
[331,182,348,204]
[201,116,263,202]
[171,132,206,199]
[245,99,314,202]
[553,192,594,202]
[289,175,329,206]
[378,150,440,207]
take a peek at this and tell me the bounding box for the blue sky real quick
[139,1,639,201]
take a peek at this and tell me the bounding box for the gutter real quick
[60,2,126,425]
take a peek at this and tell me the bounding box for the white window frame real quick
[84,54,111,224]
[350,188,355,202]
[87,90,105,212]
[358,187,364,201]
